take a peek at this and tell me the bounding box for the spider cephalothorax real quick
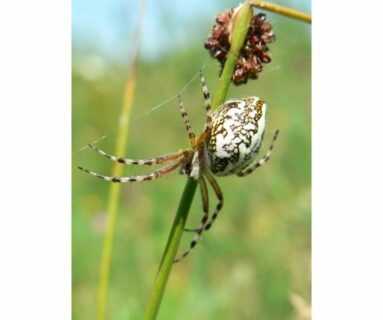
[78,70,278,262]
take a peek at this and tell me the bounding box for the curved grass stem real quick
[96,1,147,319]
[97,73,137,320]
[249,0,311,24]
[143,3,253,320]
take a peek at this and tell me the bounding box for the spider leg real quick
[184,174,210,232]
[202,171,224,231]
[184,171,224,234]
[174,176,209,263]
[78,160,181,183]
[236,130,279,177]
[199,70,213,132]
[177,94,196,147]
[87,144,185,165]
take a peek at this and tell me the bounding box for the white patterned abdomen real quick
[206,97,267,176]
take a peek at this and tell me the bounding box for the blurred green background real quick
[72,1,311,319]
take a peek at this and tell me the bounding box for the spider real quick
[78,70,279,262]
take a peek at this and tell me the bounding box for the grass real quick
[72,8,311,319]
[95,1,147,318]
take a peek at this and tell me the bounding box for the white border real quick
[1,0,383,318]
[0,1,71,318]
[314,0,383,318]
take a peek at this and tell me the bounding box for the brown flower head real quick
[205,7,275,85]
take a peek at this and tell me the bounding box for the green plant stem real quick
[144,179,198,320]
[249,0,311,24]
[143,3,253,320]
[96,1,147,319]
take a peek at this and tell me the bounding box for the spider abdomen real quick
[206,97,267,176]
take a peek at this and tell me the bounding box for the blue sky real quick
[72,0,311,62]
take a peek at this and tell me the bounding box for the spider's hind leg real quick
[236,129,279,177]
[174,176,209,263]
[183,171,224,234]
[201,172,224,232]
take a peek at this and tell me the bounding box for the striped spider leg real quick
[176,171,224,262]
[77,149,187,183]
[174,176,210,263]
[236,129,279,177]
[77,93,196,183]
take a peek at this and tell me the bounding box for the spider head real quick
[179,150,193,176]
[179,162,192,175]
[178,150,201,180]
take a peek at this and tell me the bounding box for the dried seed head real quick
[204,8,275,85]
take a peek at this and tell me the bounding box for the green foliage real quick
[72,15,311,320]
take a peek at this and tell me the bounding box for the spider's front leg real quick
[177,94,196,148]
[199,70,213,133]
[78,161,181,183]
[87,143,185,165]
